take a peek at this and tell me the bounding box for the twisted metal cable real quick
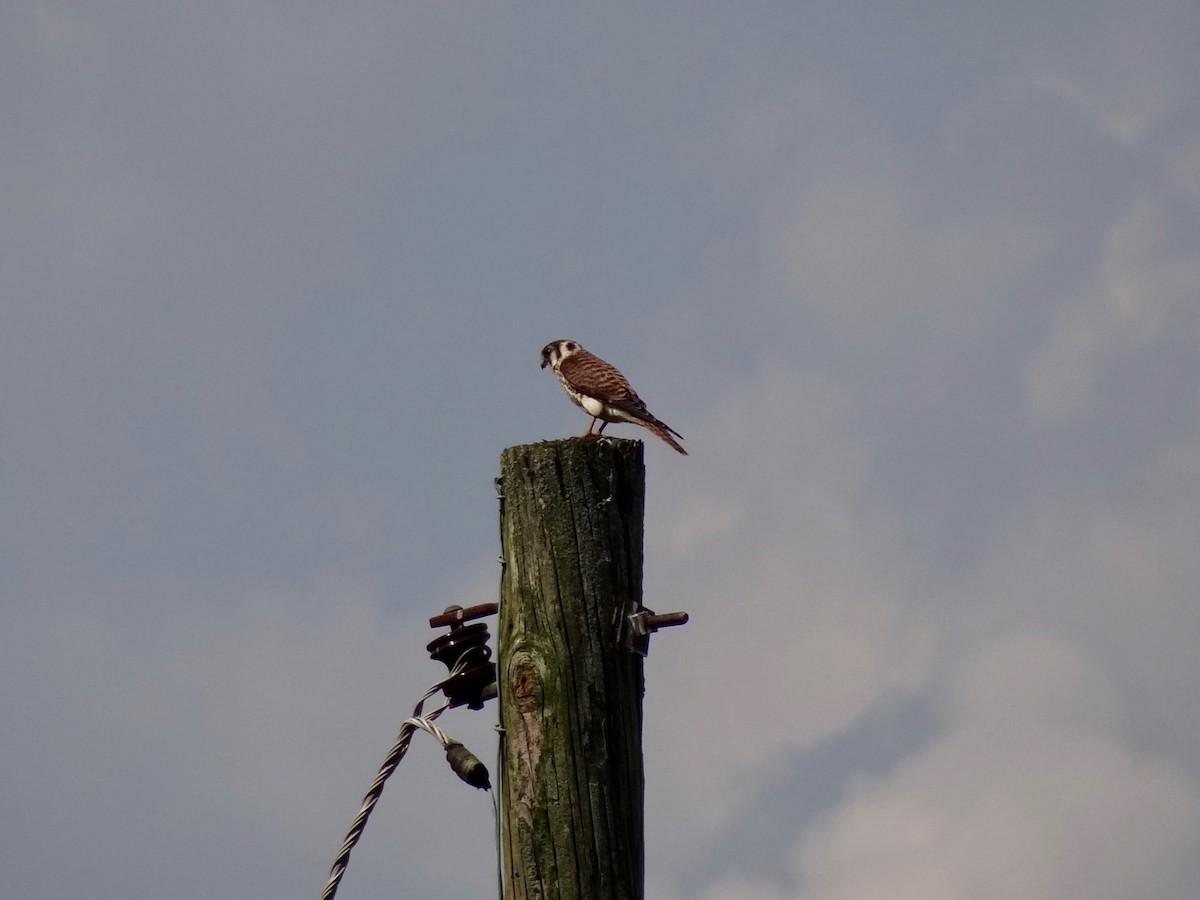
[319,662,464,900]
[405,715,451,746]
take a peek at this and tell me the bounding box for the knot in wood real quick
[513,659,540,706]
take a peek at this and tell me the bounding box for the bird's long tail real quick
[647,420,687,455]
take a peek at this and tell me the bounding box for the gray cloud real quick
[4,2,1199,899]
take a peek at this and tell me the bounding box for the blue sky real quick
[4,2,1199,898]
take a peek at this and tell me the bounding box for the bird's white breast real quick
[554,366,605,416]
[579,394,606,416]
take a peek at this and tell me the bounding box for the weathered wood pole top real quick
[498,437,646,900]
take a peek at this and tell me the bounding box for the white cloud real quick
[964,395,1200,766]
[794,637,1197,900]
[1020,0,1196,145]
[681,636,1198,900]
[644,370,936,845]
[780,182,1043,328]
[1171,134,1200,197]
[1026,193,1200,420]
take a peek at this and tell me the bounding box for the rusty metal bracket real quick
[619,599,689,656]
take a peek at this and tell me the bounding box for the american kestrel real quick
[540,339,687,455]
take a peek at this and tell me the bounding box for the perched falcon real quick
[540,339,687,455]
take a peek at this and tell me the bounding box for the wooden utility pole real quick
[497,438,647,900]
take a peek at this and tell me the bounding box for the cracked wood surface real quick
[498,438,646,900]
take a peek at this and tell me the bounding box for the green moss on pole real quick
[498,438,646,900]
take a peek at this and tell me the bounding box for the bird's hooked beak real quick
[540,357,549,369]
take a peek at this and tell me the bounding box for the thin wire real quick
[319,661,465,900]
[493,725,505,900]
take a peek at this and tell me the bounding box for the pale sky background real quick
[4,2,1200,898]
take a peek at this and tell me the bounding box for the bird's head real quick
[540,339,580,370]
